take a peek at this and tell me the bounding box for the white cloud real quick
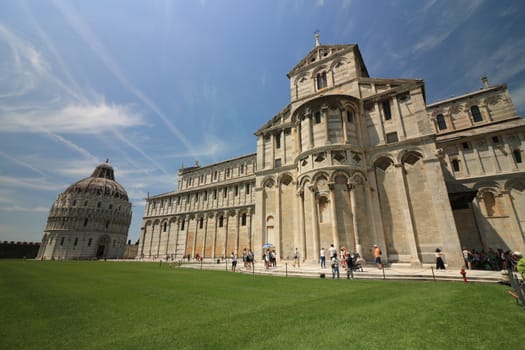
[509,83,525,114]
[51,0,199,158]
[0,175,65,191]
[0,102,145,134]
[412,0,484,53]
[0,205,49,213]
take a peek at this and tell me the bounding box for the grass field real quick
[1,260,524,350]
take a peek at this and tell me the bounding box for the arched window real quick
[471,105,482,122]
[163,222,167,232]
[199,218,203,229]
[314,111,321,124]
[181,219,185,231]
[316,71,327,89]
[219,216,224,228]
[436,114,447,130]
[241,213,247,226]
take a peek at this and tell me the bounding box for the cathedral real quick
[138,36,525,267]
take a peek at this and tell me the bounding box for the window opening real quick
[386,132,398,143]
[382,100,392,120]
[436,114,447,130]
[471,105,482,122]
[314,111,321,124]
[241,213,247,226]
[316,71,327,89]
[513,149,522,163]
[451,159,460,172]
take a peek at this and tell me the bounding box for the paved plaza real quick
[178,259,507,284]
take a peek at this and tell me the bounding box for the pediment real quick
[288,44,361,78]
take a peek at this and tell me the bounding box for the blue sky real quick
[1,0,525,244]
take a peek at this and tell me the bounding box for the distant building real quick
[138,38,525,267]
[37,161,132,260]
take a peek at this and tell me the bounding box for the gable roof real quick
[287,44,369,78]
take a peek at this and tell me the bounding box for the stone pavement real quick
[178,259,507,283]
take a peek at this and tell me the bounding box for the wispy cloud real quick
[51,0,198,158]
[412,0,484,53]
[0,175,65,191]
[0,102,146,134]
[0,150,46,176]
[0,205,49,213]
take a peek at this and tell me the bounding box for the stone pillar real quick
[322,104,329,145]
[202,215,208,258]
[165,220,171,257]
[341,109,348,143]
[212,213,218,259]
[392,96,407,139]
[270,134,275,168]
[423,157,463,267]
[297,190,306,259]
[349,183,363,257]
[192,217,198,258]
[224,213,230,258]
[235,209,240,254]
[310,186,320,261]
[329,183,340,251]
[307,115,314,149]
[502,190,525,250]
[457,147,470,176]
[397,163,421,266]
[295,120,302,154]
[486,137,502,172]
[247,208,253,250]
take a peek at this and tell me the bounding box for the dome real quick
[37,160,132,260]
[64,162,129,201]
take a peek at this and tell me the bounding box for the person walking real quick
[320,248,326,269]
[346,254,355,279]
[435,248,446,270]
[293,248,300,267]
[373,244,383,269]
[331,255,340,279]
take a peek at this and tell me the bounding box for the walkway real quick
[178,259,507,283]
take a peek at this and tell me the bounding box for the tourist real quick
[331,255,340,279]
[242,248,248,268]
[462,247,473,270]
[320,247,326,269]
[435,248,446,270]
[373,244,383,269]
[328,244,337,259]
[247,249,254,269]
[264,249,270,269]
[293,248,300,267]
[231,252,237,272]
[271,249,277,267]
[345,254,354,279]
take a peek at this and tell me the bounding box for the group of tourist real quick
[461,247,523,271]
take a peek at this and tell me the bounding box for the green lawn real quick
[0,260,523,350]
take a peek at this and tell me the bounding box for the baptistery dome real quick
[37,161,132,260]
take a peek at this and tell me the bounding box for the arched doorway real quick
[96,235,110,258]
